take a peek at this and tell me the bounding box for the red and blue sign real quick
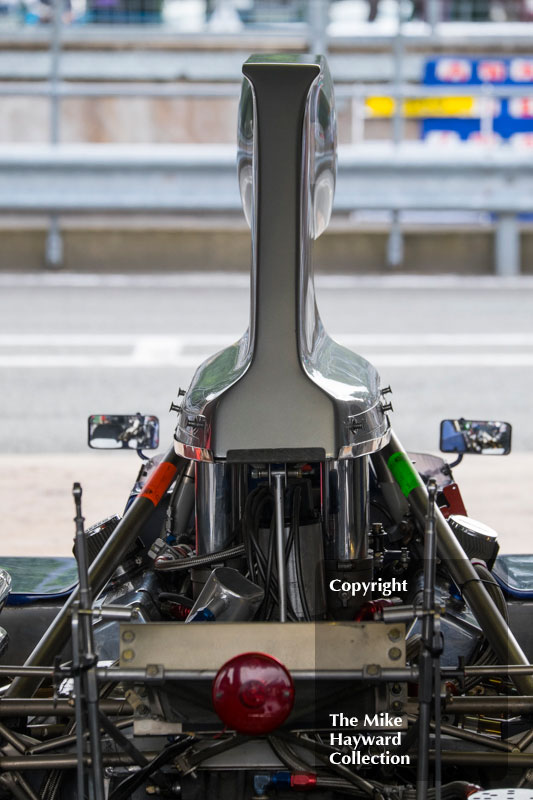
[422,57,533,143]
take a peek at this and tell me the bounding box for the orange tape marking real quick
[140,461,177,506]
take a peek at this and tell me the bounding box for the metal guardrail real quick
[2,0,533,40]
[2,0,533,272]
[0,143,529,275]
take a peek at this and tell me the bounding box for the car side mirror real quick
[440,418,511,456]
[88,414,159,450]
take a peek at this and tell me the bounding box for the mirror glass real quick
[88,414,159,450]
[440,418,511,455]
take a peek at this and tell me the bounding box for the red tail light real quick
[212,652,295,734]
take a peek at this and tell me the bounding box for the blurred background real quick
[1,0,533,554]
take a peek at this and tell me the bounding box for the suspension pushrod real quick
[374,431,533,696]
[6,447,185,699]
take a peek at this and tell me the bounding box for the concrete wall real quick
[0,95,365,144]
[1,35,526,144]
[1,220,531,273]
[1,36,531,271]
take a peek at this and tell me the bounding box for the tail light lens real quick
[212,652,294,734]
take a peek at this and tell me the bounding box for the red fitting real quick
[290,773,317,790]
[355,598,396,621]
[465,785,483,797]
[445,681,459,696]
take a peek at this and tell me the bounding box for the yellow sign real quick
[366,96,478,118]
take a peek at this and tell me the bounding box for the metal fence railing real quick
[1,0,533,273]
[1,141,529,274]
[1,0,533,35]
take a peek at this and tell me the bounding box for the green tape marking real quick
[387,452,419,497]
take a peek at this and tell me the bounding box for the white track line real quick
[2,333,533,368]
[2,333,533,347]
[2,272,533,290]
[0,334,236,347]
[1,353,533,368]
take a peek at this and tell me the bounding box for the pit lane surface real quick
[1,272,532,554]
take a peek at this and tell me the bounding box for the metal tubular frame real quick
[72,483,105,800]
[272,471,288,623]
[374,431,533,697]
[416,480,439,799]
[6,447,184,699]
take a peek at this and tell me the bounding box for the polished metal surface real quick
[0,628,7,659]
[325,458,368,561]
[169,460,195,541]
[195,462,235,554]
[174,55,389,462]
[0,570,11,608]
[185,567,264,622]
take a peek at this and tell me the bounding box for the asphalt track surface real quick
[0,272,532,555]
[1,271,533,453]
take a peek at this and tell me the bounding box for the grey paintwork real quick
[174,54,389,462]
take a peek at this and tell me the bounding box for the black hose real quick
[370,500,395,524]
[242,487,261,580]
[268,735,313,772]
[244,486,299,622]
[109,735,196,800]
[173,734,248,771]
[154,543,246,572]
[261,514,276,619]
[243,486,271,583]
[292,486,312,622]
[313,751,385,800]
[39,769,62,800]
[251,538,298,623]
[463,562,508,691]
[274,731,382,799]
[315,778,366,797]
[269,736,371,798]
[473,563,508,622]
